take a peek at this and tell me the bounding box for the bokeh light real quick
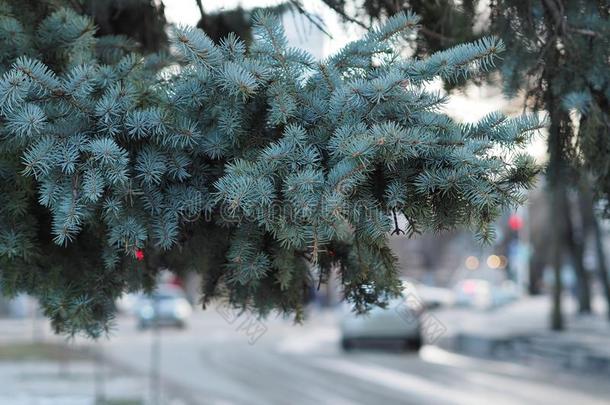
[465,256,480,270]
[487,254,501,269]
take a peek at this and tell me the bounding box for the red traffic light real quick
[508,214,523,231]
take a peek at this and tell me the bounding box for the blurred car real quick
[410,283,455,309]
[454,279,492,309]
[339,282,427,351]
[454,279,519,310]
[116,292,141,315]
[136,286,192,329]
[492,280,520,307]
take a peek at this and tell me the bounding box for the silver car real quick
[136,286,192,329]
[339,282,426,351]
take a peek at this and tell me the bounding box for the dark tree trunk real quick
[549,182,565,330]
[528,256,544,295]
[577,183,610,319]
[546,82,568,330]
[593,214,610,320]
[542,0,571,331]
[86,0,168,53]
[564,194,592,313]
[546,89,569,329]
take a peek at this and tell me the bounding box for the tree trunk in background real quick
[528,257,544,295]
[578,183,610,320]
[546,94,568,330]
[550,184,565,330]
[541,0,569,330]
[86,0,168,53]
[593,215,610,320]
[565,194,592,313]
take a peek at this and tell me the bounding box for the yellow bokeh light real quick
[465,256,479,270]
[487,254,501,269]
[499,255,508,268]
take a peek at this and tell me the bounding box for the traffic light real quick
[508,214,523,231]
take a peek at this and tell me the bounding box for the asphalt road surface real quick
[97,308,610,405]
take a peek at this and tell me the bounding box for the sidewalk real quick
[0,342,148,404]
[0,320,192,405]
[434,295,610,375]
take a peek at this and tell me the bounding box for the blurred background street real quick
[1,292,610,405]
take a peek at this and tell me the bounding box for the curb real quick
[437,333,610,376]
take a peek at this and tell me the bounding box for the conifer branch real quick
[0,7,543,337]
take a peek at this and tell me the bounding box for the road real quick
[94,307,610,405]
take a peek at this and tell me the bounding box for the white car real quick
[413,283,456,309]
[339,282,426,351]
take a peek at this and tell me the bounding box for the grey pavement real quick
[91,304,610,405]
[0,359,148,404]
[2,300,610,405]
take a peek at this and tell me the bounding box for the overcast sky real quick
[164,0,365,56]
[164,0,283,27]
